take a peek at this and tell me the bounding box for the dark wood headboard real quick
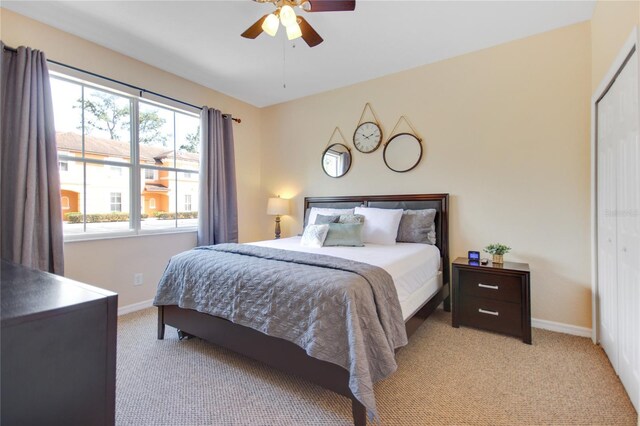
[303,193,450,285]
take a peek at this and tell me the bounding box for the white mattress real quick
[250,237,442,320]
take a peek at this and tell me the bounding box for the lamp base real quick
[274,215,281,239]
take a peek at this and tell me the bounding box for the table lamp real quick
[266,196,289,239]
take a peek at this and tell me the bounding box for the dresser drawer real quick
[459,295,522,337]
[459,270,521,303]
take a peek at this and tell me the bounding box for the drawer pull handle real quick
[478,283,499,290]
[478,308,499,316]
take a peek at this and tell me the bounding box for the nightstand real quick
[452,257,531,344]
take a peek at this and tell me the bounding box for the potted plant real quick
[484,243,511,264]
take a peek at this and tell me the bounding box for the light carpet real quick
[116,308,637,425]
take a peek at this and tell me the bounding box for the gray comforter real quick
[153,243,408,420]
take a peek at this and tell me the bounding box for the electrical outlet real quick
[133,273,143,286]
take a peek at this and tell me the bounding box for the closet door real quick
[597,74,619,371]
[614,51,639,411]
[597,49,639,412]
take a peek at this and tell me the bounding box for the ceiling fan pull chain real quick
[282,35,287,89]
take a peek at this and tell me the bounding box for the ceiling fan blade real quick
[241,14,268,39]
[306,0,356,12]
[297,16,323,47]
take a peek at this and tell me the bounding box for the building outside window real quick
[50,72,201,239]
[184,194,192,212]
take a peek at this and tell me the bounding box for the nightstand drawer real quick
[459,270,521,303]
[459,296,522,337]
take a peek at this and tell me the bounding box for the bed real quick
[155,193,450,425]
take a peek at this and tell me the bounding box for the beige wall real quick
[1,8,264,307]
[64,233,196,307]
[591,0,640,92]
[261,23,593,328]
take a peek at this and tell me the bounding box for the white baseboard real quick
[532,318,592,338]
[118,298,154,316]
[117,301,593,338]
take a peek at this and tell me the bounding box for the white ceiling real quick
[3,0,595,107]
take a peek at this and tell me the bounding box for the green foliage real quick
[65,212,151,223]
[75,92,128,140]
[64,212,129,223]
[153,211,198,220]
[75,93,167,144]
[179,125,200,153]
[483,243,511,255]
[137,110,168,145]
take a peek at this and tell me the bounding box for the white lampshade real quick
[262,13,279,37]
[279,5,297,27]
[286,21,302,40]
[267,197,290,216]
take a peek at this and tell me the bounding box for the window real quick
[50,73,201,239]
[110,192,122,212]
[61,196,70,209]
[184,194,192,212]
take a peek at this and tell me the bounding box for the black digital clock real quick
[468,251,480,261]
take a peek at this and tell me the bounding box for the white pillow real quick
[300,224,330,248]
[353,207,404,245]
[307,207,355,227]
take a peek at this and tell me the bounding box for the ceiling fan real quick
[241,0,356,48]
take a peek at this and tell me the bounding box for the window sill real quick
[64,227,197,243]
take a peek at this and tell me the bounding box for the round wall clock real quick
[353,121,383,153]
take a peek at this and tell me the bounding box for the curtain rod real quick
[2,45,241,123]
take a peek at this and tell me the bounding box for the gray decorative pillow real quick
[305,207,355,228]
[396,209,436,244]
[338,214,365,224]
[323,223,365,247]
[300,224,330,248]
[314,214,340,225]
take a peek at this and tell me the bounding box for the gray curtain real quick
[1,42,64,274]
[197,107,238,245]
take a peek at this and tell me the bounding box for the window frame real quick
[50,70,201,242]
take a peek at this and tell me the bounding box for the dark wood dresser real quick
[452,257,531,344]
[1,260,117,425]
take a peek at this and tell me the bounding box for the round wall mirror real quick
[322,143,352,178]
[383,133,422,173]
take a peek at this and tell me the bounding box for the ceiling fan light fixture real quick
[280,5,297,27]
[286,21,302,40]
[299,1,311,12]
[261,13,280,36]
